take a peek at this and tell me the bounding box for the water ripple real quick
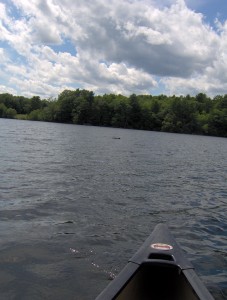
[0,119,226,299]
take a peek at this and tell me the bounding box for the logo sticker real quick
[151,243,173,250]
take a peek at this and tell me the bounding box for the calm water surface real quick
[0,118,226,299]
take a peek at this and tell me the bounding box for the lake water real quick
[0,118,226,299]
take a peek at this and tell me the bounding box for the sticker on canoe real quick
[151,243,173,250]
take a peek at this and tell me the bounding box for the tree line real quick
[0,89,227,137]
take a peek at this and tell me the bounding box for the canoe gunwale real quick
[95,224,215,300]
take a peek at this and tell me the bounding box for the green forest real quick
[0,89,227,137]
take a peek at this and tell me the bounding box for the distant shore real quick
[0,89,227,137]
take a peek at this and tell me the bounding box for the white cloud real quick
[163,19,227,96]
[0,48,9,63]
[84,61,158,95]
[0,84,17,95]
[0,0,226,98]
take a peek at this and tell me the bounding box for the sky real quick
[0,0,227,99]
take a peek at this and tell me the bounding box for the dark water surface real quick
[0,118,226,299]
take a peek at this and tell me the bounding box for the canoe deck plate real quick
[151,243,173,250]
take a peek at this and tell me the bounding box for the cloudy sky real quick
[0,0,227,98]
